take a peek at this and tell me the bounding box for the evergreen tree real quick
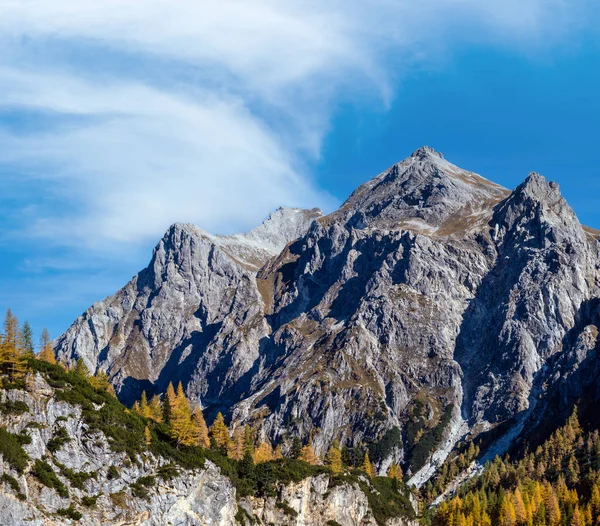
[273,444,283,460]
[72,358,90,377]
[162,382,176,424]
[243,425,255,458]
[144,425,152,446]
[326,440,343,474]
[20,321,35,357]
[290,436,302,459]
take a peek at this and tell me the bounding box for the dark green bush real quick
[57,505,82,521]
[157,463,179,480]
[59,465,97,490]
[276,500,298,517]
[1,473,26,500]
[0,400,29,415]
[327,521,342,526]
[81,495,98,507]
[107,465,120,480]
[47,426,72,453]
[368,427,401,464]
[408,404,453,472]
[0,427,30,473]
[31,459,69,498]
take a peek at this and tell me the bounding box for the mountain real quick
[55,147,600,486]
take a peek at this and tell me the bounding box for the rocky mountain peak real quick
[335,148,508,234]
[410,145,444,160]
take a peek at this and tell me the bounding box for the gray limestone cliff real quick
[55,147,600,485]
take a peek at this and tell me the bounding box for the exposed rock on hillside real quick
[0,367,416,525]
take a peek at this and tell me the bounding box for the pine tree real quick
[162,382,176,424]
[192,406,210,448]
[299,439,319,465]
[20,321,35,357]
[38,328,56,365]
[144,425,152,446]
[362,451,374,478]
[210,413,230,453]
[326,440,343,474]
[244,425,255,458]
[290,436,302,459]
[274,444,283,460]
[72,358,90,377]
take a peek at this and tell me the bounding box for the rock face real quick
[0,374,416,526]
[56,147,600,483]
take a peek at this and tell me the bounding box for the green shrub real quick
[359,477,414,526]
[47,426,72,453]
[81,495,98,508]
[59,465,97,490]
[1,473,26,500]
[368,427,401,464]
[157,463,179,480]
[327,521,342,526]
[0,427,30,473]
[107,465,120,480]
[130,481,150,500]
[408,404,453,472]
[276,500,298,517]
[27,422,45,430]
[136,475,156,487]
[31,459,69,498]
[0,400,29,415]
[57,505,82,521]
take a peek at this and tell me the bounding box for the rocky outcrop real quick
[0,374,415,525]
[55,146,600,484]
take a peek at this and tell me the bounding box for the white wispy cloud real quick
[0,0,593,250]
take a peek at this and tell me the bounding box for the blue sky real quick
[1,1,599,343]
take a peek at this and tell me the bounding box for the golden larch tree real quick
[362,451,374,478]
[254,440,274,464]
[299,439,319,465]
[210,412,231,452]
[192,406,210,448]
[171,382,194,446]
[326,441,343,474]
